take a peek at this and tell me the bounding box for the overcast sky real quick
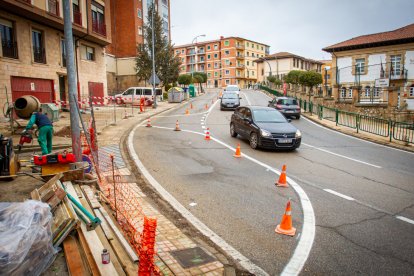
[170,0,414,60]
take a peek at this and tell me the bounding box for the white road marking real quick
[189,202,198,207]
[302,143,382,168]
[201,126,206,129]
[242,91,252,105]
[396,216,414,225]
[128,122,269,275]
[145,125,315,276]
[323,189,355,201]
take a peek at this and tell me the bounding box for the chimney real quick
[220,36,224,40]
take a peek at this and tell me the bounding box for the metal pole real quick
[151,1,157,109]
[63,0,81,161]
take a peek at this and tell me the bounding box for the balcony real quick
[187,59,196,64]
[236,54,244,60]
[358,88,388,104]
[1,41,18,59]
[197,60,205,63]
[73,9,82,25]
[187,51,196,56]
[389,69,408,81]
[92,19,106,36]
[236,44,245,50]
[197,50,205,55]
[33,46,46,63]
[47,0,59,17]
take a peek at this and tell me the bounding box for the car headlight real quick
[260,129,272,138]
[295,129,302,138]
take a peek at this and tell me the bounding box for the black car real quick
[268,97,301,119]
[230,106,301,150]
[220,92,241,110]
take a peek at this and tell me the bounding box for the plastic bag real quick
[0,200,57,276]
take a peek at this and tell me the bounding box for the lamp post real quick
[151,0,157,108]
[191,34,206,81]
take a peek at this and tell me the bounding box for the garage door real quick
[88,82,104,98]
[11,76,54,103]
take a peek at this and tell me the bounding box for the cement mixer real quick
[14,95,41,119]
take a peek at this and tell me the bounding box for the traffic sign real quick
[148,73,160,85]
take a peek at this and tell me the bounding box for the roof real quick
[222,36,270,47]
[173,36,270,49]
[323,23,414,52]
[255,52,323,64]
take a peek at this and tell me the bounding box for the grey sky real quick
[170,0,414,60]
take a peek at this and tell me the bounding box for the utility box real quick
[167,87,185,103]
[41,103,59,122]
[188,84,198,98]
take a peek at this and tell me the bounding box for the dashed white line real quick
[323,189,355,201]
[302,143,382,168]
[396,216,414,225]
[242,91,252,105]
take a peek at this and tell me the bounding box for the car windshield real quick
[253,109,287,123]
[225,86,239,91]
[223,93,238,99]
[278,98,298,105]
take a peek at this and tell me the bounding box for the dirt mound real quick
[54,126,71,137]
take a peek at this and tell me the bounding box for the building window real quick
[207,63,211,68]
[252,53,255,57]
[214,62,218,68]
[214,72,218,77]
[348,88,353,98]
[138,26,143,35]
[73,0,82,25]
[225,70,230,75]
[261,46,263,51]
[207,54,211,60]
[181,49,184,54]
[0,19,18,59]
[225,59,230,65]
[48,0,60,16]
[82,45,95,61]
[246,61,250,66]
[373,87,380,97]
[224,50,229,55]
[138,8,142,18]
[252,71,255,76]
[364,86,370,97]
[410,86,414,97]
[246,51,249,56]
[207,45,211,50]
[214,44,218,50]
[61,39,66,67]
[340,88,346,98]
[246,42,249,47]
[208,72,211,78]
[390,55,401,76]
[175,50,179,54]
[225,79,230,85]
[32,29,46,63]
[214,53,218,58]
[251,43,254,48]
[92,2,106,36]
[224,40,229,46]
[355,58,365,74]
[181,57,184,62]
[261,69,264,76]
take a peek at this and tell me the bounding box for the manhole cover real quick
[170,247,216,269]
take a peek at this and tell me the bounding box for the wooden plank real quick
[64,181,119,276]
[81,186,101,209]
[38,172,63,194]
[63,235,88,276]
[97,208,139,263]
[78,228,101,276]
[95,210,114,241]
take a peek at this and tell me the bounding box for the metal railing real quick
[33,46,46,63]
[259,85,283,97]
[392,122,414,144]
[73,9,82,25]
[1,41,18,59]
[92,19,106,36]
[358,115,390,137]
[337,110,358,129]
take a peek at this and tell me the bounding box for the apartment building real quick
[320,60,332,96]
[106,0,171,94]
[256,52,322,83]
[0,0,111,109]
[174,37,269,88]
[323,23,414,109]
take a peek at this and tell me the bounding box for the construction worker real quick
[24,108,53,155]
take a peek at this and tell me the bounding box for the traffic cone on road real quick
[275,200,296,236]
[205,104,209,110]
[185,109,190,115]
[276,165,289,187]
[174,120,181,131]
[204,128,211,140]
[190,103,193,109]
[146,118,152,128]
[233,143,242,158]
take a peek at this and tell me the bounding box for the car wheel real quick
[296,115,301,119]
[249,132,258,149]
[230,123,237,137]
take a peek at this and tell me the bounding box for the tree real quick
[177,74,192,87]
[285,70,303,93]
[267,75,281,88]
[135,4,181,88]
[193,72,207,92]
[298,71,322,93]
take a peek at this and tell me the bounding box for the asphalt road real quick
[132,89,414,275]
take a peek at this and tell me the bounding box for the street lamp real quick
[151,0,157,108]
[257,57,272,77]
[191,34,206,81]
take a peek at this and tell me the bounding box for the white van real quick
[115,87,162,105]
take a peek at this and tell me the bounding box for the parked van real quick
[115,87,162,105]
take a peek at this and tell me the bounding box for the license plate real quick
[278,138,292,143]
[227,104,233,107]
[285,110,294,113]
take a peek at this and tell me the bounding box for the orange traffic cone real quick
[204,128,211,140]
[174,120,181,131]
[146,118,152,127]
[190,103,193,109]
[205,104,208,110]
[276,165,288,187]
[185,109,190,115]
[233,143,242,158]
[275,200,296,236]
